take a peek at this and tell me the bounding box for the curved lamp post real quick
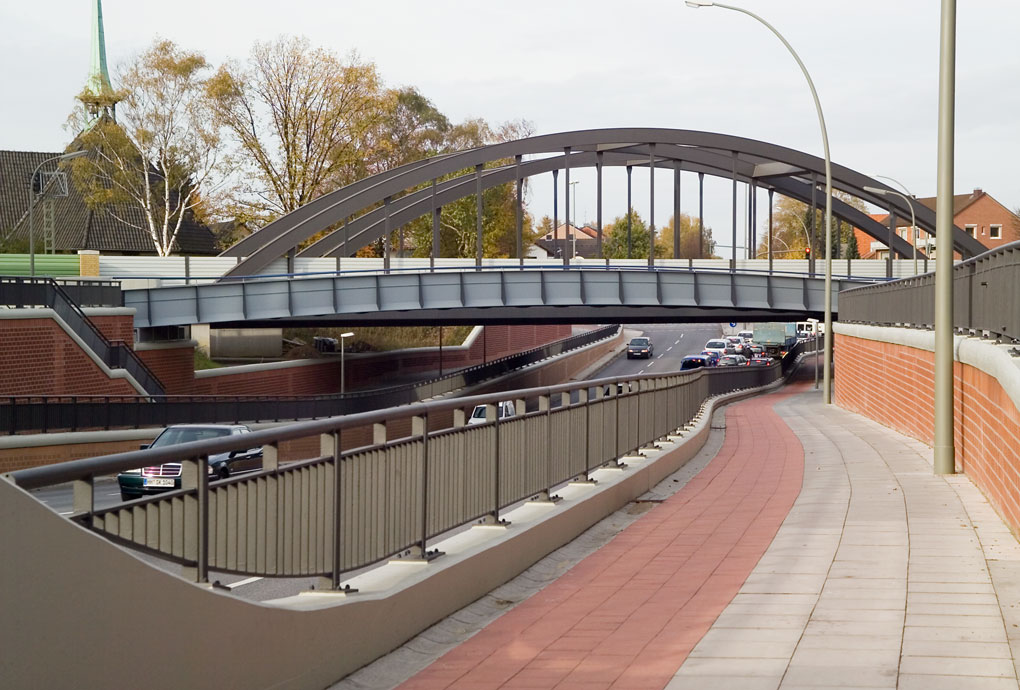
[874,174,928,272]
[864,185,918,275]
[685,0,834,404]
[27,150,88,276]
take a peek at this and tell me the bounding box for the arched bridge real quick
[219,127,984,279]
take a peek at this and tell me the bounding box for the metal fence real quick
[8,343,801,586]
[838,240,1020,343]
[0,325,620,435]
[0,276,164,396]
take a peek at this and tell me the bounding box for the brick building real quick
[855,188,1019,260]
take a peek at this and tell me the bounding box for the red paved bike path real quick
[399,384,806,690]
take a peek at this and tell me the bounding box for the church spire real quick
[83,0,118,121]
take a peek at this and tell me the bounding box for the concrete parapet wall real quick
[834,322,1020,534]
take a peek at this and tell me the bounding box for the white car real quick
[467,400,517,425]
[737,330,754,343]
[704,339,729,356]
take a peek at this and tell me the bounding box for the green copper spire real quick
[87,0,112,95]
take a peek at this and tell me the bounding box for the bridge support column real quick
[730,152,738,272]
[626,165,633,259]
[768,188,774,274]
[596,152,604,259]
[699,172,705,259]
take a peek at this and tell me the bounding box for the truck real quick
[753,322,798,356]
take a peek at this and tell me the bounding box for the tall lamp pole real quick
[569,180,580,258]
[26,150,88,276]
[339,332,354,394]
[864,186,918,275]
[685,0,834,404]
[933,0,956,475]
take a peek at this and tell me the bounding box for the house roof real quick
[915,188,987,216]
[0,149,218,255]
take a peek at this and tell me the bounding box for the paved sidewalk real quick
[378,381,1020,689]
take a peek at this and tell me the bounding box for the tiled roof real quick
[915,190,983,216]
[0,149,218,255]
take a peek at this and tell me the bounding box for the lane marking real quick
[680,333,684,338]
[666,346,673,352]
[657,354,663,359]
[638,369,646,374]
[225,576,263,589]
[674,339,680,345]
[107,492,121,496]
[59,511,73,516]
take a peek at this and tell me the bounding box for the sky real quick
[2,0,1017,258]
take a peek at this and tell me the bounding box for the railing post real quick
[320,431,352,591]
[373,423,387,446]
[71,476,94,524]
[412,414,442,560]
[181,454,209,584]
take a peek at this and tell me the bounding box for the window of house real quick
[965,224,976,237]
[990,225,1002,239]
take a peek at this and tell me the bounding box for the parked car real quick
[704,339,729,356]
[627,337,654,359]
[680,355,712,370]
[117,424,263,501]
[467,400,518,425]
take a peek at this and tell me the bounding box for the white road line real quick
[657,354,663,359]
[674,339,680,345]
[107,492,121,496]
[666,346,673,352]
[638,369,646,374]
[680,333,684,338]
[225,576,263,589]
[59,511,73,516]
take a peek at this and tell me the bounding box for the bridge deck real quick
[345,381,1020,690]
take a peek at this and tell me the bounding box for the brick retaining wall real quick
[835,327,1020,535]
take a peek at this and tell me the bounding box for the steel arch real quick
[221,128,981,279]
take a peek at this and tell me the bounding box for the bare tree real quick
[70,39,221,256]
[206,36,383,225]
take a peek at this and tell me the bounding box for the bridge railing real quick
[8,343,802,586]
[838,240,1020,343]
[0,325,620,435]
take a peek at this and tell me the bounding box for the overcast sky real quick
[2,0,1017,258]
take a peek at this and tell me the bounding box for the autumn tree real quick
[656,213,718,258]
[68,39,222,256]
[602,211,666,260]
[205,36,383,225]
[757,192,865,260]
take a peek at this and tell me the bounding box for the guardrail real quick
[0,276,165,396]
[0,275,124,308]
[7,342,802,586]
[0,325,620,434]
[838,240,1020,343]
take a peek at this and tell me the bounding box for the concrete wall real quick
[835,323,1020,534]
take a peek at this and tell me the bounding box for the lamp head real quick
[685,0,714,6]
[340,332,355,338]
[59,151,88,162]
[862,186,889,196]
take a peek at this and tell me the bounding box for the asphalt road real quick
[592,322,723,379]
[29,321,725,601]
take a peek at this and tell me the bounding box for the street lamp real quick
[864,186,918,275]
[685,0,834,404]
[27,150,88,276]
[874,174,929,272]
[339,332,354,394]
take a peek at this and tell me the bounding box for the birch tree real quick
[70,39,221,256]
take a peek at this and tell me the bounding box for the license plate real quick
[143,477,175,488]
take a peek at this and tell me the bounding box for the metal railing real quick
[0,275,124,308]
[838,240,1020,343]
[0,325,620,434]
[8,342,802,586]
[0,276,165,396]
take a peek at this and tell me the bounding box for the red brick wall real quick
[0,318,138,397]
[90,315,135,344]
[136,347,197,395]
[835,332,1020,534]
[955,193,1020,251]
